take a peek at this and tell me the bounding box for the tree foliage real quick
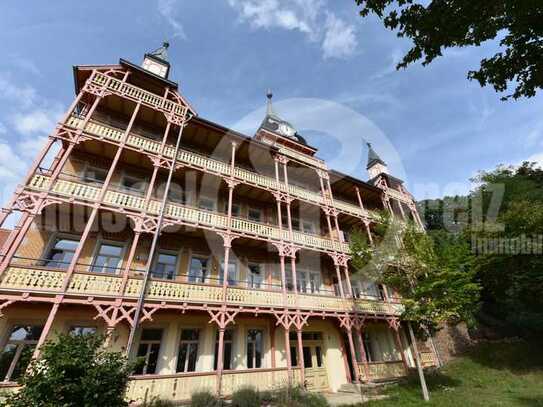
[1,333,133,407]
[355,0,543,100]
[350,219,480,332]
[417,162,543,336]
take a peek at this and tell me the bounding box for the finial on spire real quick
[163,41,170,49]
[266,88,274,116]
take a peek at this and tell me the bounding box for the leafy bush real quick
[143,396,178,406]
[231,386,260,407]
[0,333,133,407]
[190,390,220,407]
[272,386,329,407]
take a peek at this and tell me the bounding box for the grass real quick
[358,340,543,407]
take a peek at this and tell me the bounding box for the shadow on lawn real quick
[514,396,543,407]
[463,340,543,374]
[403,369,462,392]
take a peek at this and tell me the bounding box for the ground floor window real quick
[135,329,163,375]
[177,329,199,372]
[70,326,97,336]
[246,329,263,369]
[213,329,233,370]
[0,325,43,382]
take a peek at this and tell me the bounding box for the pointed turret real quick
[366,142,388,180]
[142,42,171,79]
[257,90,308,146]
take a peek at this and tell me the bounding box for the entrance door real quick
[290,332,329,391]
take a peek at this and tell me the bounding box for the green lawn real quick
[361,340,543,407]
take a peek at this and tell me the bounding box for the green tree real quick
[354,1,543,100]
[350,222,480,332]
[1,333,133,407]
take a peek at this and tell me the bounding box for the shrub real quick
[0,333,133,407]
[231,386,260,407]
[272,386,329,407]
[190,390,220,407]
[143,397,178,406]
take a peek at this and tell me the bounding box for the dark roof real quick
[258,91,309,147]
[366,142,386,169]
[146,42,170,64]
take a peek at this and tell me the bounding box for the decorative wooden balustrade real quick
[277,146,327,170]
[90,72,188,120]
[65,116,377,222]
[387,188,412,205]
[126,368,295,403]
[358,361,406,382]
[0,266,403,316]
[28,173,350,254]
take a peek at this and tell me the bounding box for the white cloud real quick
[525,152,543,168]
[11,108,61,136]
[157,0,187,39]
[0,75,38,109]
[322,13,357,59]
[226,0,357,59]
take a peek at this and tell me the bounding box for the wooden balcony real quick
[357,361,406,382]
[90,72,188,120]
[65,116,377,222]
[0,266,403,316]
[277,145,327,170]
[28,174,350,254]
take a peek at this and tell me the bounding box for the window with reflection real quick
[70,326,97,336]
[134,329,163,375]
[176,329,199,373]
[247,263,263,289]
[219,258,238,286]
[188,256,208,283]
[0,325,43,382]
[213,329,233,371]
[246,329,263,369]
[152,252,178,280]
[44,237,79,269]
[91,243,123,274]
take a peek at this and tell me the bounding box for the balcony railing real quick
[90,72,188,119]
[0,265,403,316]
[357,361,406,381]
[277,146,327,170]
[65,116,377,222]
[28,173,350,254]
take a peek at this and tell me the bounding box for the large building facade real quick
[0,45,437,402]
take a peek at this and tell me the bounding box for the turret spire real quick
[266,89,274,116]
[366,142,388,179]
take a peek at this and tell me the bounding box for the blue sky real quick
[1,0,542,203]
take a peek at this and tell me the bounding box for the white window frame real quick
[135,328,163,375]
[219,257,239,287]
[247,263,264,289]
[296,269,322,294]
[246,328,264,369]
[188,254,210,284]
[176,328,200,373]
[89,239,126,274]
[0,325,43,382]
[42,233,81,269]
[151,249,179,280]
[214,329,234,371]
